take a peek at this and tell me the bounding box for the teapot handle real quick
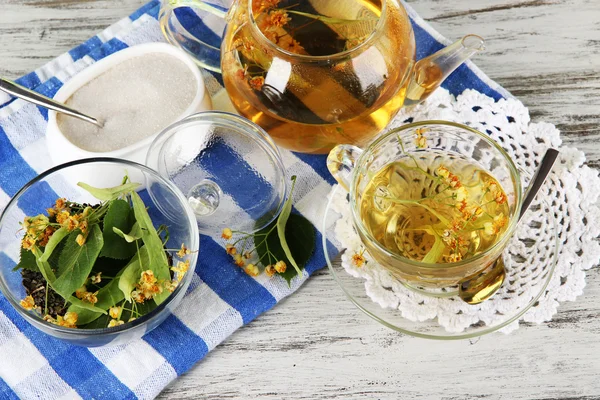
[159,0,236,73]
[326,145,363,192]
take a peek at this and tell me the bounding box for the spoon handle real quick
[519,148,559,222]
[0,78,103,128]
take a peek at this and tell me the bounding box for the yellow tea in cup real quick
[360,150,510,265]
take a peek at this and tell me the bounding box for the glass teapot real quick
[159,0,484,154]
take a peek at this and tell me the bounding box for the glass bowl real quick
[322,180,558,340]
[146,111,288,235]
[0,158,199,347]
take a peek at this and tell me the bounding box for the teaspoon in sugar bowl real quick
[0,77,103,128]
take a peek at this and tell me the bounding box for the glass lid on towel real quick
[146,111,288,235]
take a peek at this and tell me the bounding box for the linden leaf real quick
[39,227,70,262]
[31,246,56,283]
[77,181,140,201]
[52,225,103,300]
[100,199,137,259]
[422,232,445,264]
[131,192,170,305]
[13,247,38,272]
[118,246,149,300]
[67,297,107,315]
[256,213,315,285]
[275,175,303,277]
[113,223,142,243]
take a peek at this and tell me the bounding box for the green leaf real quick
[256,213,316,285]
[68,275,124,325]
[13,247,38,272]
[112,223,142,243]
[68,297,107,315]
[118,246,149,300]
[276,176,303,277]
[100,199,137,259]
[52,225,103,299]
[31,246,56,283]
[422,233,445,264]
[77,181,140,201]
[131,192,170,305]
[39,227,70,262]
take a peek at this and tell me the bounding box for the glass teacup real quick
[327,121,523,300]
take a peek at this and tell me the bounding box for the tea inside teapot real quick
[221,0,415,154]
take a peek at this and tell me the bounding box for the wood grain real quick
[0,0,599,399]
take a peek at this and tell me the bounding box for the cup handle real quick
[159,0,233,73]
[326,144,363,192]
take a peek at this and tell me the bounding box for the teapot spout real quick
[404,34,485,106]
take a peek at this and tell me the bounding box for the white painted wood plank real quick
[0,1,598,399]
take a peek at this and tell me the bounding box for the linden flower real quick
[265,264,276,277]
[164,280,178,293]
[436,166,450,179]
[244,264,259,277]
[243,251,252,260]
[55,198,67,210]
[267,10,290,28]
[22,236,35,250]
[485,213,508,235]
[351,252,366,268]
[495,191,507,205]
[252,0,280,14]
[141,270,157,285]
[454,186,468,202]
[46,208,56,218]
[75,285,87,299]
[234,254,245,267]
[20,295,36,310]
[82,291,99,305]
[226,244,237,255]
[45,313,78,328]
[109,306,121,319]
[249,76,265,91]
[90,272,102,284]
[222,228,233,240]
[79,220,88,234]
[286,39,304,54]
[462,205,483,222]
[483,221,496,235]
[446,253,463,263]
[415,134,427,149]
[274,260,287,273]
[131,290,145,304]
[171,260,190,281]
[56,210,70,225]
[108,319,125,328]
[177,243,191,258]
[65,216,79,231]
[63,312,78,327]
[76,234,86,247]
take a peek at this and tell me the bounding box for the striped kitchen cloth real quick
[0,1,510,399]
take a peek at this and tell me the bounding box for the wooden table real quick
[1,1,599,398]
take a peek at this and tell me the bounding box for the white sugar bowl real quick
[46,43,212,170]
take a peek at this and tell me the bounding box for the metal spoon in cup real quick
[459,148,560,304]
[0,77,103,128]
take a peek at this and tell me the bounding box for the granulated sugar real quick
[57,53,197,152]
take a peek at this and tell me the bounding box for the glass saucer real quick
[322,185,559,340]
[147,111,288,235]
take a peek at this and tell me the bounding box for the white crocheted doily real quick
[329,88,600,334]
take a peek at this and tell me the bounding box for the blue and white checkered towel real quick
[0,1,511,398]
